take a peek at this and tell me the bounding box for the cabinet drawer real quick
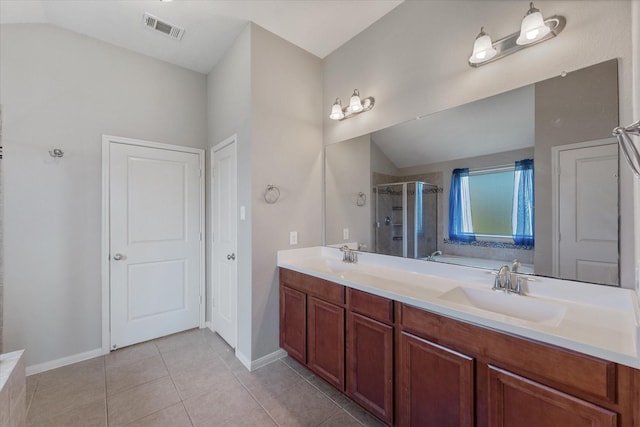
[400,304,617,404]
[280,268,345,305]
[349,288,394,324]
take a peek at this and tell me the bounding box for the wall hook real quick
[49,148,64,158]
[356,192,367,207]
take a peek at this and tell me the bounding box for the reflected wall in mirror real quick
[325,59,620,286]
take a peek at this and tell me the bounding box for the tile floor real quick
[25,328,385,427]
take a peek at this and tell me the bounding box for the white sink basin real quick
[296,258,359,274]
[437,287,566,326]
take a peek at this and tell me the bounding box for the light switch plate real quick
[343,228,349,240]
[290,231,298,245]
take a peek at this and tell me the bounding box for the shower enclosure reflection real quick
[374,181,438,258]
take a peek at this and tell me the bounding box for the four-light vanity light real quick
[329,89,375,121]
[469,2,566,67]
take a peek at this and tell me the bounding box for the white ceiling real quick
[371,85,536,169]
[0,0,403,74]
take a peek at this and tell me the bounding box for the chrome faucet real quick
[427,250,442,261]
[492,264,524,295]
[493,265,511,292]
[512,259,521,273]
[340,245,359,264]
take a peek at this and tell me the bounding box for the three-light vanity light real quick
[329,89,375,121]
[469,2,565,67]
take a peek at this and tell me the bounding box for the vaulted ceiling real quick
[0,0,403,74]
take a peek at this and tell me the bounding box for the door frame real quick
[209,134,238,347]
[101,134,205,355]
[550,137,618,277]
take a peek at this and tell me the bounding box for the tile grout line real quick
[229,359,283,427]
[278,357,367,426]
[102,356,109,427]
[25,374,40,419]
[156,340,196,427]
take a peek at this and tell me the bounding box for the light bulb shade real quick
[349,90,363,113]
[516,4,550,45]
[469,29,497,64]
[329,99,344,120]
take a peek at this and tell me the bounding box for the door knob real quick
[112,253,124,261]
[227,253,236,261]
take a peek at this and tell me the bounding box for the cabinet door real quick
[280,285,306,363]
[347,312,394,424]
[308,296,345,390]
[487,365,617,427]
[398,332,474,427]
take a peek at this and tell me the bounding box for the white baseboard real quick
[26,348,104,376]
[205,321,212,330]
[235,349,252,371]
[249,349,287,371]
[234,348,286,372]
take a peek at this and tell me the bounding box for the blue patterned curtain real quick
[449,168,475,242]
[512,159,534,246]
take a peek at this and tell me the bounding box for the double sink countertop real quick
[277,246,640,369]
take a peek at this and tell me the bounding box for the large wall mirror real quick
[325,59,620,286]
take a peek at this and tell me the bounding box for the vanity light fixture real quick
[329,89,375,121]
[468,2,565,68]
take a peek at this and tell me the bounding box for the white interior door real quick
[211,137,238,348]
[109,140,203,349]
[557,142,618,285]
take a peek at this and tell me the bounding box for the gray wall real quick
[534,60,619,277]
[208,24,323,362]
[207,24,253,359]
[325,135,372,249]
[250,24,323,359]
[323,0,636,288]
[0,24,208,367]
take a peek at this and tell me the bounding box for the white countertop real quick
[277,246,640,369]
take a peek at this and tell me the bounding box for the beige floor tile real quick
[170,359,236,401]
[280,355,314,379]
[27,397,106,427]
[107,376,180,426]
[307,374,352,408]
[161,342,221,374]
[235,360,304,404]
[105,342,160,370]
[27,372,105,424]
[106,355,169,396]
[36,357,105,394]
[259,380,341,427]
[218,348,248,373]
[217,407,277,427]
[26,374,39,413]
[343,402,387,427]
[199,330,234,355]
[124,402,192,427]
[183,378,262,427]
[319,410,364,426]
[154,329,206,354]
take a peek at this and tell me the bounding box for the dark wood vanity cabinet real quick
[279,268,640,427]
[279,268,346,390]
[347,289,395,424]
[487,366,617,427]
[279,285,306,363]
[397,331,474,427]
[308,296,345,390]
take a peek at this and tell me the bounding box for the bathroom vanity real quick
[277,247,640,427]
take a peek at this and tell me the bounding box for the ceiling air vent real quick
[143,13,185,41]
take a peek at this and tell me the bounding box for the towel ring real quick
[356,192,366,207]
[264,184,280,204]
